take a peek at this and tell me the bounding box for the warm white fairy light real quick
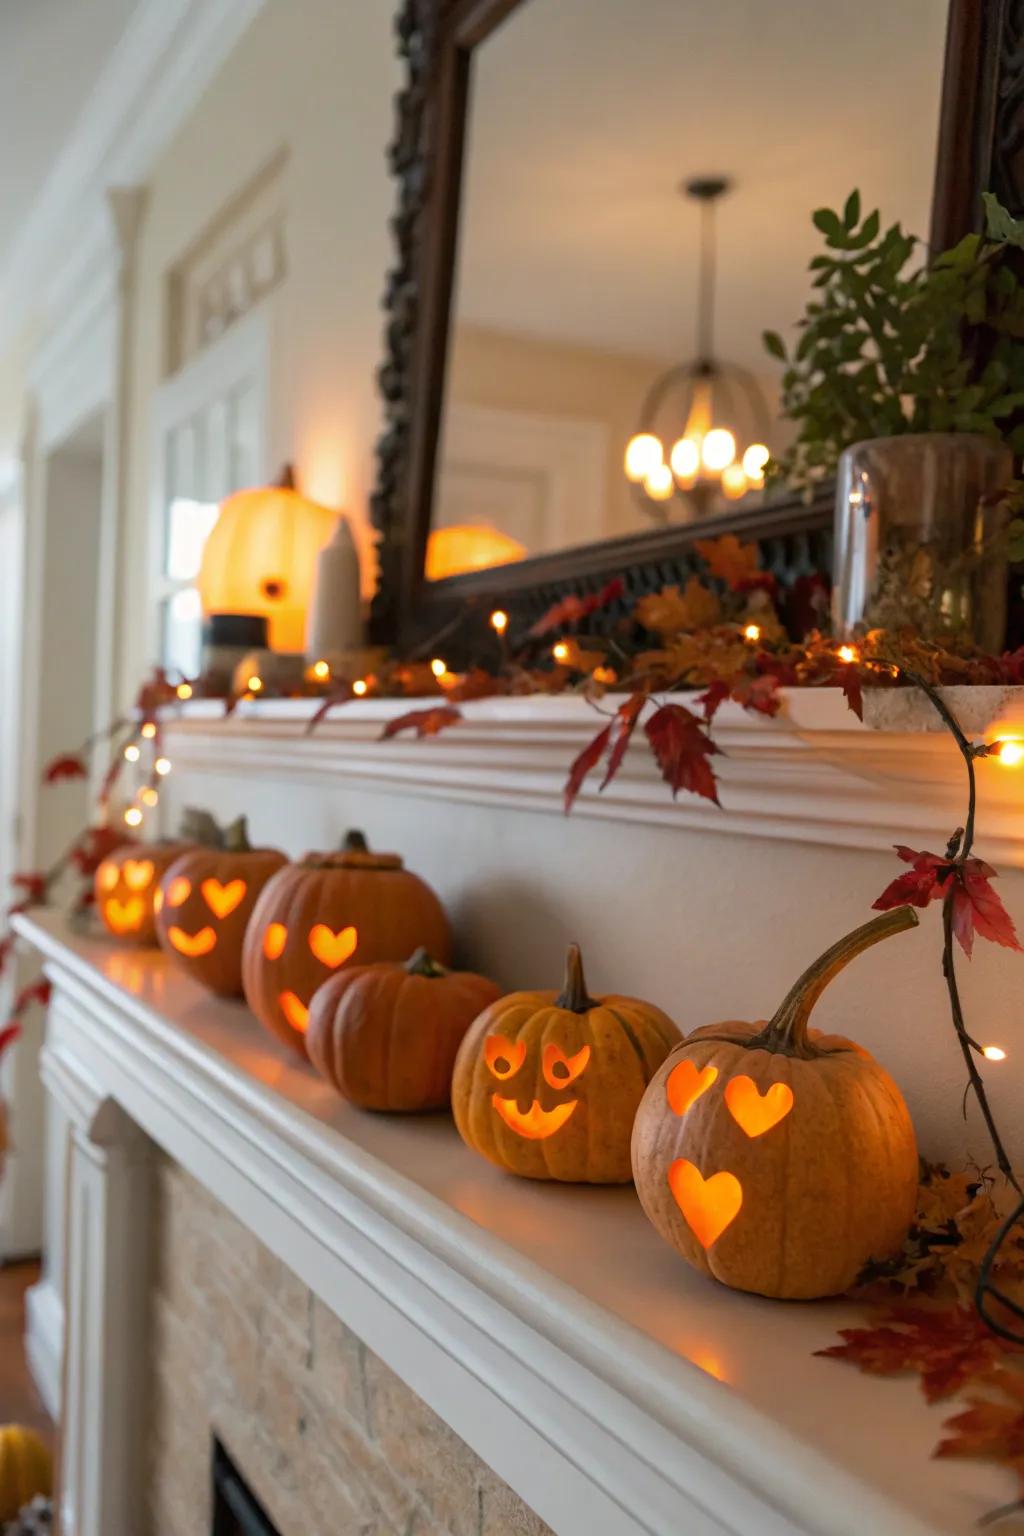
[141,722,157,740]
[247,674,263,693]
[124,743,140,763]
[982,1044,1007,1062]
[154,757,171,776]
[837,644,859,664]
[991,739,1024,768]
[124,806,143,827]
[141,787,159,807]
[490,609,508,634]
[352,679,368,697]
[176,682,193,700]
[430,658,447,678]
[312,659,330,681]
[743,623,761,642]
[552,642,570,662]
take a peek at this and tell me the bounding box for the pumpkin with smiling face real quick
[242,830,452,1056]
[155,817,286,996]
[631,907,920,1300]
[94,842,192,946]
[452,944,681,1183]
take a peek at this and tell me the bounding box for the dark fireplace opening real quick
[212,1439,282,1536]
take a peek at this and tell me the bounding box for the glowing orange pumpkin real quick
[94,842,192,946]
[155,818,286,996]
[197,465,337,651]
[631,907,920,1299]
[241,830,451,1056]
[425,523,526,581]
[452,944,680,1182]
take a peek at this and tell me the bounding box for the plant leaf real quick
[600,694,646,792]
[380,707,463,741]
[644,704,721,805]
[564,721,612,814]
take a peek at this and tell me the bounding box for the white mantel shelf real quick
[162,686,1024,865]
[15,910,1020,1536]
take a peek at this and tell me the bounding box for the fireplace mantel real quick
[14,908,1011,1536]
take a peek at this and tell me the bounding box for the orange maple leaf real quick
[936,1369,1024,1491]
[694,534,762,590]
[817,1303,1021,1402]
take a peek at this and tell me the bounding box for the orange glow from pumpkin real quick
[724,1075,794,1137]
[168,925,217,958]
[201,878,246,918]
[484,1035,526,1079]
[541,1042,591,1090]
[153,887,164,914]
[122,859,155,891]
[99,862,119,892]
[491,1094,578,1140]
[166,877,192,908]
[308,923,358,968]
[666,1059,718,1115]
[104,897,146,935]
[279,991,310,1033]
[668,1160,743,1249]
[263,922,287,960]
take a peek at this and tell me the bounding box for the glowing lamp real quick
[425,523,526,581]
[197,464,338,652]
[721,463,748,499]
[625,433,664,482]
[702,428,736,472]
[743,443,770,482]
[644,462,675,501]
[670,437,701,483]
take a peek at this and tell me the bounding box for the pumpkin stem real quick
[555,943,598,1013]
[761,906,919,1056]
[405,947,448,979]
[274,462,296,490]
[342,829,370,853]
[223,815,251,853]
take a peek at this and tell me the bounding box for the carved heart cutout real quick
[279,991,310,1033]
[308,924,358,969]
[105,897,146,935]
[123,859,155,891]
[668,1160,742,1249]
[168,925,217,958]
[201,878,246,918]
[725,1075,794,1138]
[263,922,287,960]
[666,1059,718,1116]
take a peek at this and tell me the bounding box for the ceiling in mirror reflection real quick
[430,0,948,573]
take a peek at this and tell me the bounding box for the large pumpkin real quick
[631,907,920,1300]
[242,830,451,1056]
[155,817,286,996]
[307,948,501,1111]
[95,841,190,945]
[452,943,681,1183]
[0,1426,52,1522]
[197,466,337,652]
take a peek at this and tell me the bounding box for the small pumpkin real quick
[306,948,501,1111]
[155,816,286,996]
[631,907,920,1300]
[242,829,452,1056]
[0,1425,52,1522]
[95,841,190,946]
[452,943,681,1183]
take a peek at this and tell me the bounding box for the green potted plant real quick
[764,192,1024,648]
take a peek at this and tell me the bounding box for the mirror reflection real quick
[428,0,948,580]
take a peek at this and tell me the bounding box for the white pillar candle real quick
[305,515,363,659]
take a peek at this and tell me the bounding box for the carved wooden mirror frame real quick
[368,0,1024,647]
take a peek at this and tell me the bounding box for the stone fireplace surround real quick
[15,688,1024,1536]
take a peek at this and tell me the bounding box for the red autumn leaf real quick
[600,694,646,792]
[817,1304,1020,1403]
[564,721,612,814]
[873,847,1021,957]
[446,668,498,703]
[697,680,730,723]
[644,703,721,805]
[11,872,47,904]
[0,1022,20,1057]
[70,825,126,877]
[42,753,87,784]
[840,663,863,720]
[935,1369,1024,1487]
[731,673,783,718]
[0,935,14,976]
[11,979,51,1017]
[305,689,352,735]
[529,576,624,637]
[380,707,463,740]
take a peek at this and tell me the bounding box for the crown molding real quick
[0,0,268,356]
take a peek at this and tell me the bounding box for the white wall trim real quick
[0,0,268,357]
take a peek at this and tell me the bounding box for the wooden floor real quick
[0,1262,53,1447]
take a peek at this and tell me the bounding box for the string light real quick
[176,682,193,701]
[743,623,761,642]
[552,642,570,662]
[990,739,1024,767]
[124,806,143,827]
[982,1045,1007,1062]
[352,679,368,697]
[837,644,859,665]
[592,665,617,685]
[140,787,159,807]
[124,743,140,763]
[430,658,447,678]
[154,757,171,776]
[312,659,331,681]
[141,722,157,740]
[490,610,508,634]
[247,674,263,693]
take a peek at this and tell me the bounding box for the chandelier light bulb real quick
[670,437,701,483]
[625,433,664,483]
[742,443,770,483]
[702,428,736,473]
[643,462,675,501]
[721,463,748,499]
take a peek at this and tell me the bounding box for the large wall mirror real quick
[370,0,1024,645]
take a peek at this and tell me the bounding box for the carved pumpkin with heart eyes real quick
[155,818,286,996]
[452,943,680,1183]
[241,830,451,1057]
[306,948,501,1111]
[94,841,195,946]
[631,907,920,1300]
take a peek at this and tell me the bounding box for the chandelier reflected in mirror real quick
[625,178,771,520]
